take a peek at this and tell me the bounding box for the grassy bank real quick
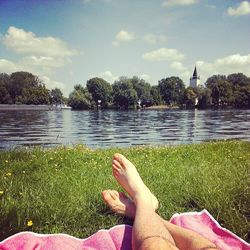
[0,141,249,242]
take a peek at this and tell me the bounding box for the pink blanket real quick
[0,210,249,250]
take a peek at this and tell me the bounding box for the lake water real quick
[0,109,249,150]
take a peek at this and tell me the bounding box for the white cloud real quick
[227,1,250,16]
[162,0,198,7]
[170,62,190,84]
[3,26,75,57]
[0,26,74,95]
[143,34,167,44]
[0,26,75,83]
[0,56,66,76]
[0,59,20,73]
[169,54,250,84]
[170,61,187,71]
[196,53,250,82]
[139,74,151,82]
[99,70,118,83]
[112,30,135,46]
[215,54,250,67]
[20,56,65,69]
[115,30,135,41]
[180,71,191,82]
[41,75,66,91]
[142,48,185,61]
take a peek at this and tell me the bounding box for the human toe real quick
[109,190,119,200]
[102,190,113,203]
[113,153,126,165]
[112,159,122,169]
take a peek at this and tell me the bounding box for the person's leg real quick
[159,220,218,250]
[111,153,178,250]
[102,190,218,250]
[132,192,178,250]
[102,153,218,250]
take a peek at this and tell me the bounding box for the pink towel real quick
[170,210,250,250]
[0,210,249,250]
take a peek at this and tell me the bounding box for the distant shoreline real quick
[0,104,248,111]
[145,105,178,110]
[0,104,71,110]
[0,104,174,111]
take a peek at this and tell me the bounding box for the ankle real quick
[134,193,153,208]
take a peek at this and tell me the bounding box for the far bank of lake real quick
[0,109,249,150]
[0,104,71,110]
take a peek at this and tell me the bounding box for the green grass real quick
[0,141,249,242]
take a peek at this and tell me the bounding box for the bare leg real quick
[111,153,159,210]
[111,153,177,250]
[102,190,218,250]
[159,221,218,250]
[133,193,178,249]
[102,153,218,250]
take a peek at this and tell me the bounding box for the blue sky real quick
[0,0,249,95]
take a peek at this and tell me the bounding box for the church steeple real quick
[193,66,198,79]
[190,65,200,87]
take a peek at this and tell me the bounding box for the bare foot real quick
[112,153,158,208]
[102,189,136,218]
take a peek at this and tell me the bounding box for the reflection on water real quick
[0,109,249,149]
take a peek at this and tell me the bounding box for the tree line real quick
[0,72,64,106]
[0,71,249,109]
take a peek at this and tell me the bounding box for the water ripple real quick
[0,109,250,149]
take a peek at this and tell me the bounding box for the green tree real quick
[0,73,12,104]
[51,88,64,106]
[150,85,163,105]
[183,87,197,108]
[206,75,234,106]
[63,96,69,105]
[33,85,51,105]
[233,84,250,108]
[158,76,185,105]
[131,76,153,106]
[196,86,212,109]
[0,80,12,104]
[112,77,138,109]
[205,75,225,105]
[227,73,249,87]
[227,73,250,108]
[217,80,234,106]
[8,72,39,103]
[86,77,112,108]
[0,71,50,105]
[205,74,227,87]
[20,84,51,104]
[0,73,11,87]
[68,84,93,110]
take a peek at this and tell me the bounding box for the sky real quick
[0,0,249,96]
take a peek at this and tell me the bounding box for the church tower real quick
[190,66,200,88]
